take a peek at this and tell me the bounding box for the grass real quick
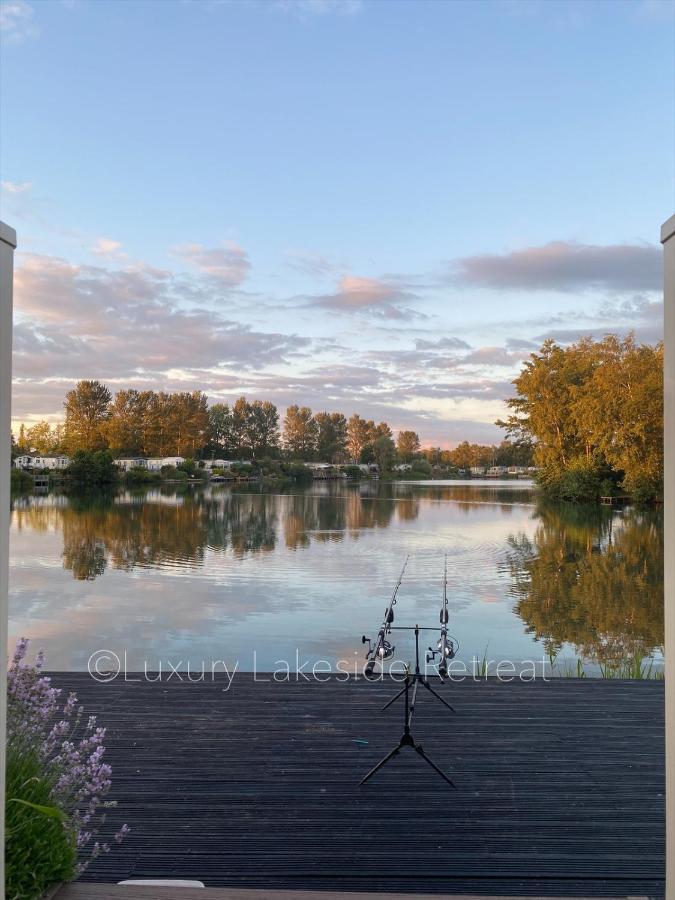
[5,747,77,900]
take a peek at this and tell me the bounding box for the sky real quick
[1,0,673,447]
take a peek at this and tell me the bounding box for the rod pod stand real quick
[359,624,457,789]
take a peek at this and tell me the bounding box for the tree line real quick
[13,380,532,471]
[498,334,663,502]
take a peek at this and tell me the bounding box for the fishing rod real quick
[362,555,409,678]
[426,554,457,677]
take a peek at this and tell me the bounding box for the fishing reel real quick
[362,634,395,661]
[426,638,457,664]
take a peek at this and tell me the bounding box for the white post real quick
[663,214,675,900]
[0,220,16,893]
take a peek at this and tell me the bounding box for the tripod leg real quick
[422,679,455,712]
[381,682,407,711]
[359,744,401,785]
[413,744,457,789]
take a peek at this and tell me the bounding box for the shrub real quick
[11,468,33,493]
[284,462,313,482]
[6,639,128,898]
[123,466,161,485]
[411,458,432,477]
[6,748,76,900]
[66,451,117,486]
[343,465,362,479]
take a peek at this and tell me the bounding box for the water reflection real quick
[506,503,663,665]
[8,482,663,672]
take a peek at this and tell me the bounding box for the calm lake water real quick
[9,480,663,675]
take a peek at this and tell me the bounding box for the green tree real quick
[396,430,420,462]
[346,414,375,461]
[248,400,279,456]
[64,380,111,452]
[25,421,56,454]
[283,405,317,458]
[105,389,145,455]
[373,435,396,473]
[207,403,235,456]
[314,412,348,461]
[499,334,663,502]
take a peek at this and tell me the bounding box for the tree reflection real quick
[507,503,663,664]
[16,485,424,579]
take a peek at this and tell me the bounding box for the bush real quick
[11,468,33,493]
[411,458,432,477]
[66,450,117,486]
[538,460,603,503]
[6,639,128,897]
[123,466,161,485]
[343,465,362,479]
[283,462,313,482]
[6,748,76,900]
[160,465,187,480]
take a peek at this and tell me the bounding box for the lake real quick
[9,480,664,676]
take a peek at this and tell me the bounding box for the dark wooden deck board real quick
[51,675,665,898]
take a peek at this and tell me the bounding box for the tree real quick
[105,389,145,455]
[248,400,279,456]
[64,380,111,452]
[346,414,375,461]
[373,435,396,473]
[207,403,235,456]
[314,412,348,461]
[283,405,317,458]
[396,430,420,462]
[499,335,663,501]
[231,397,251,456]
[25,421,56,454]
[16,424,29,452]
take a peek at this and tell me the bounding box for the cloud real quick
[414,336,471,351]
[450,240,661,293]
[1,180,33,194]
[172,241,251,287]
[308,275,417,319]
[90,237,125,259]
[462,346,528,367]
[0,0,37,42]
[284,250,344,277]
[12,253,309,386]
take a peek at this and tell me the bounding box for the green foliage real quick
[372,435,396,473]
[5,748,77,900]
[284,462,313,482]
[508,502,663,666]
[411,458,433,477]
[66,450,117,486]
[11,468,33,493]
[123,466,161,485]
[499,335,663,503]
[343,464,362,479]
[160,465,187,480]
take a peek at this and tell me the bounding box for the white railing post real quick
[663,213,675,900]
[0,220,17,892]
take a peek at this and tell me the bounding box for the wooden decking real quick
[53,675,665,898]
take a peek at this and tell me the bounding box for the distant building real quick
[507,465,527,475]
[486,466,508,477]
[14,454,70,470]
[393,463,412,472]
[358,463,379,476]
[147,456,184,471]
[470,466,486,476]
[202,459,236,470]
[115,457,148,471]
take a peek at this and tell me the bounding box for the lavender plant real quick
[6,638,128,899]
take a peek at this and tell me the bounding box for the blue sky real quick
[1,0,672,445]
